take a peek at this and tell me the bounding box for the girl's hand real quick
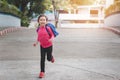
[49,39,52,42]
[33,43,37,47]
[33,41,38,47]
[49,37,54,42]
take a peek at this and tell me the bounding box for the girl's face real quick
[38,16,47,26]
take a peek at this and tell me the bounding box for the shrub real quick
[0,1,21,17]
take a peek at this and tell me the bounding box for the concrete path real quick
[0,28,120,80]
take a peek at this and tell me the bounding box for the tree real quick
[51,0,71,27]
[6,0,49,17]
[6,0,51,26]
[0,0,21,17]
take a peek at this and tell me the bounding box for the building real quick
[59,5,105,28]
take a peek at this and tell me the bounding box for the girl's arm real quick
[33,33,39,47]
[49,36,54,42]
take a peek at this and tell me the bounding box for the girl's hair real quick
[37,14,48,22]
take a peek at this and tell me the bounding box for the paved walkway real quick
[0,28,120,80]
[0,59,120,80]
[102,26,120,35]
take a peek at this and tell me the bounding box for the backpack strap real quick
[45,26,51,37]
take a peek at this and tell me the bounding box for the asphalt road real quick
[0,28,120,80]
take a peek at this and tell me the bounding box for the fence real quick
[58,14,104,28]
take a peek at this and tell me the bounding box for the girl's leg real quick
[40,46,46,72]
[46,46,53,61]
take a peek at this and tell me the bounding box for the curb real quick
[102,27,120,35]
[0,27,27,36]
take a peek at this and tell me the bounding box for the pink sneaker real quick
[51,57,55,63]
[39,72,44,78]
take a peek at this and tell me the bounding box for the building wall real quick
[58,5,104,28]
[0,13,21,27]
[104,13,120,26]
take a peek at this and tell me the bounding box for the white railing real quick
[58,14,104,28]
[59,14,104,20]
